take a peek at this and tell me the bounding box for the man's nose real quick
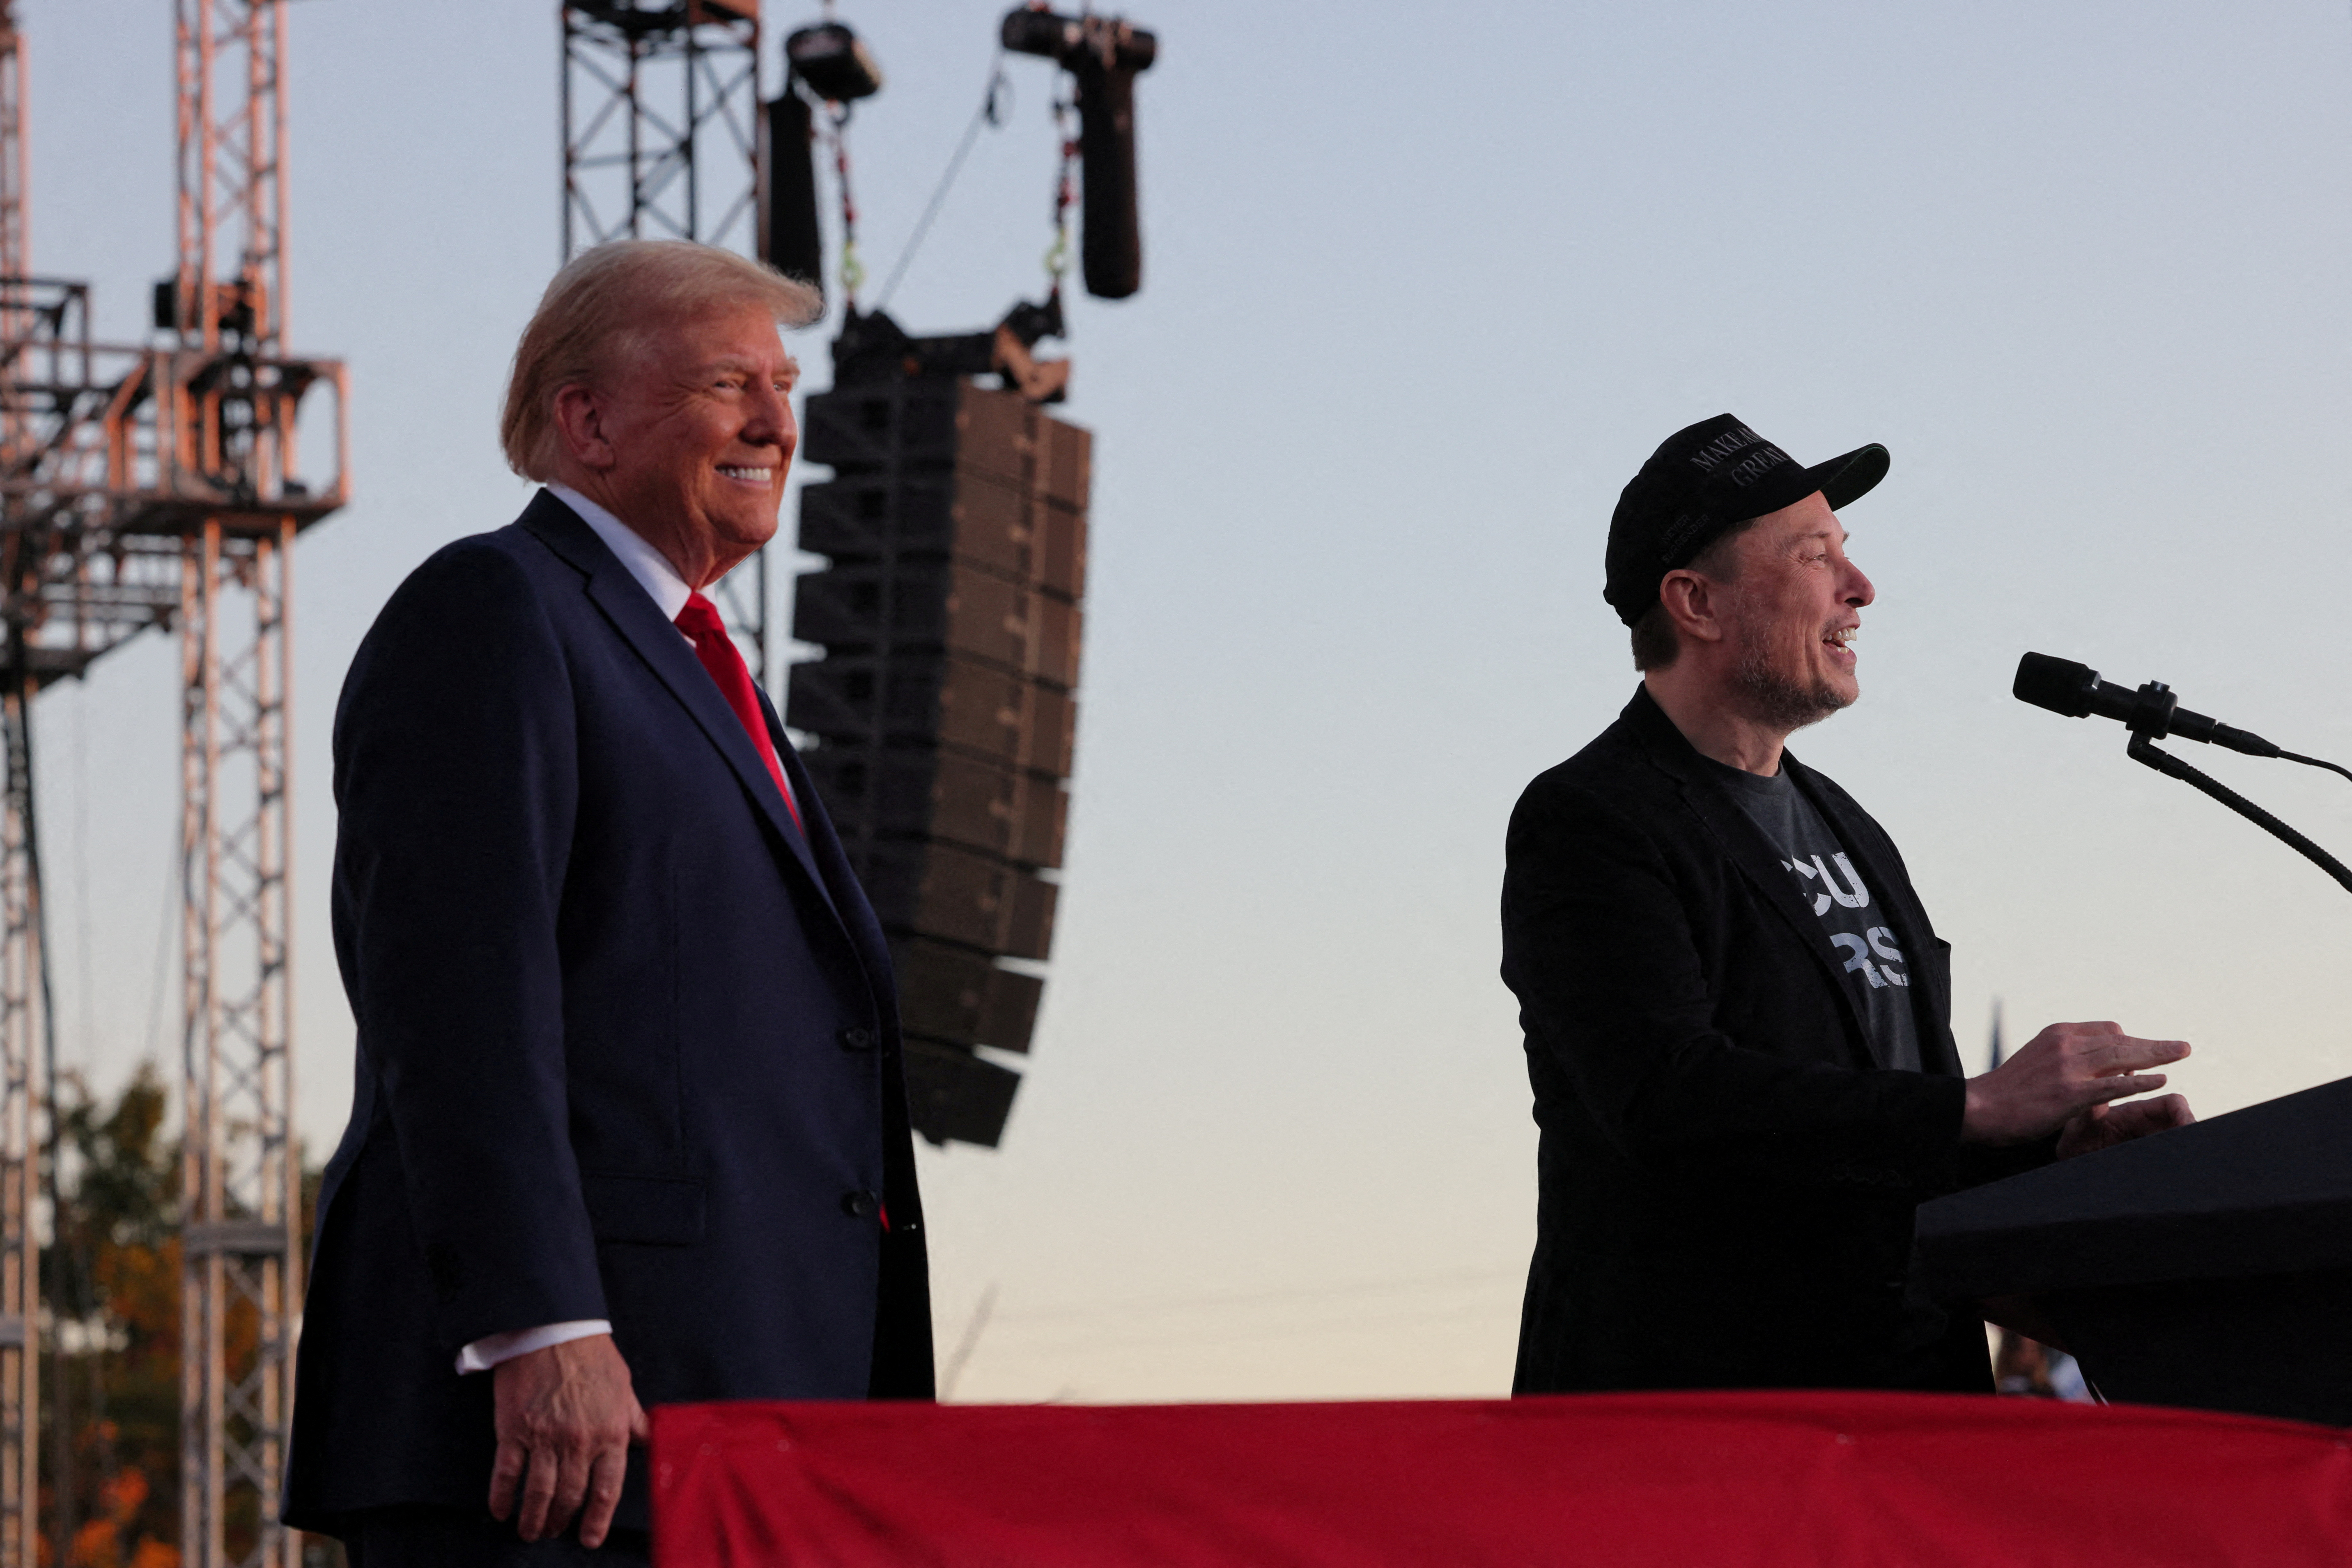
[746,379,790,445]
[1843,558,1875,607]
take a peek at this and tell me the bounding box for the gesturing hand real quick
[2056,1092,2195,1160]
[489,1333,649,1549]
[1960,1020,2190,1146]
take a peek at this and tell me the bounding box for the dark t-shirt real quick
[1705,757,1923,1073]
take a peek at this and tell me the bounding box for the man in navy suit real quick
[286,241,933,1564]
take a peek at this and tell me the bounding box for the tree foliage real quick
[36,1065,335,1568]
[39,1062,181,1568]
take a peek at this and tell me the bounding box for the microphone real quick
[2013,652,2279,756]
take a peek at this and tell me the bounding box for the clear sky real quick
[19,0,2352,1403]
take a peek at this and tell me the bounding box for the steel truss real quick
[561,0,777,686]
[164,2,338,1564]
[0,671,32,1568]
[0,10,38,1567]
[0,2,343,1563]
[177,517,297,1568]
[563,0,762,257]
[0,276,343,1568]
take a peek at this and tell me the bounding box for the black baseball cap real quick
[1603,413,1889,626]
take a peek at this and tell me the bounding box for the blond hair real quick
[499,240,823,481]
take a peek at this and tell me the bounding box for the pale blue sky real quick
[20,0,2352,1401]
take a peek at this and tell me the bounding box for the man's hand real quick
[2056,1092,2195,1159]
[488,1333,649,1549]
[1960,1020,2190,1146]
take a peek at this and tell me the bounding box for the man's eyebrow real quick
[695,352,800,379]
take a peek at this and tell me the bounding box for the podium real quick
[1916,1077,2352,1426]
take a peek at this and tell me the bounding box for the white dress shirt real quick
[550,482,693,621]
[455,484,786,1376]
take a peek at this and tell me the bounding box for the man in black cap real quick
[1502,414,2194,1394]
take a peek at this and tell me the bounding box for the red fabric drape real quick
[651,1390,2352,1566]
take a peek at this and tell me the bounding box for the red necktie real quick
[675,592,802,832]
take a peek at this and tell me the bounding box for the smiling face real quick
[569,302,800,588]
[1715,490,1875,730]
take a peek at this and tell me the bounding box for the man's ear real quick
[551,383,616,474]
[1658,568,1729,647]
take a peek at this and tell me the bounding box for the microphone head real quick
[2014,652,2099,718]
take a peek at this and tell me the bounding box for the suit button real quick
[838,1026,876,1052]
[842,1189,880,1220]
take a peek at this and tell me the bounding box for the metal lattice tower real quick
[560,0,776,684]
[0,1,341,1554]
[169,3,337,1563]
[0,9,36,1566]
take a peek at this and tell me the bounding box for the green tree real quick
[39,1062,181,1566]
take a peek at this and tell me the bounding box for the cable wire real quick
[873,53,1009,312]
[2280,748,2352,787]
[2129,734,2352,896]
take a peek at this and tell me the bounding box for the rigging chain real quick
[874,55,1011,311]
[1044,89,1078,297]
[826,104,865,306]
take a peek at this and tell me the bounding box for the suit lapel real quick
[1623,692,1874,1066]
[521,493,838,913]
[764,701,899,1025]
[1677,766,1875,1063]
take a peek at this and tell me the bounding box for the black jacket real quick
[287,494,933,1532]
[1502,687,2040,1394]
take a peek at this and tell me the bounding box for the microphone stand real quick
[2120,681,2352,898]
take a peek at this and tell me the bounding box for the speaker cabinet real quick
[855,838,1058,960]
[799,471,1086,601]
[789,377,1091,1147]
[900,1040,1023,1150]
[789,653,1074,777]
[798,744,1067,868]
[893,935,1044,1054]
[791,557,1081,689]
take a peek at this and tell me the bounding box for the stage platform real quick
[650,1389,2352,1566]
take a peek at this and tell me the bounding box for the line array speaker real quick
[790,371,1090,1147]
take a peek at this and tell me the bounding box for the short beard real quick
[1731,624,1851,734]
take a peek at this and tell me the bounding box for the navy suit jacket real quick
[285,491,933,1532]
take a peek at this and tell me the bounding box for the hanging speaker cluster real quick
[761,7,1156,305]
[760,20,883,300]
[789,336,1091,1148]
[999,8,1157,300]
[767,6,1152,1150]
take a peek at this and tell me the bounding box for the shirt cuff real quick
[455,1320,613,1376]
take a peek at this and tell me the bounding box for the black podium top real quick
[1916,1075,2352,1298]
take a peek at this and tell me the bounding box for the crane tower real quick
[167,5,342,1561]
[0,0,344,1562]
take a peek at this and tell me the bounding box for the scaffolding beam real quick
[0,678,35,1568]
[0,4,343,1556]
[173,4,307,1565]
[0,10,36,1566]
[178,519,295,1568]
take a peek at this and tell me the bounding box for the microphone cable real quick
[2279,749,2352,787]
